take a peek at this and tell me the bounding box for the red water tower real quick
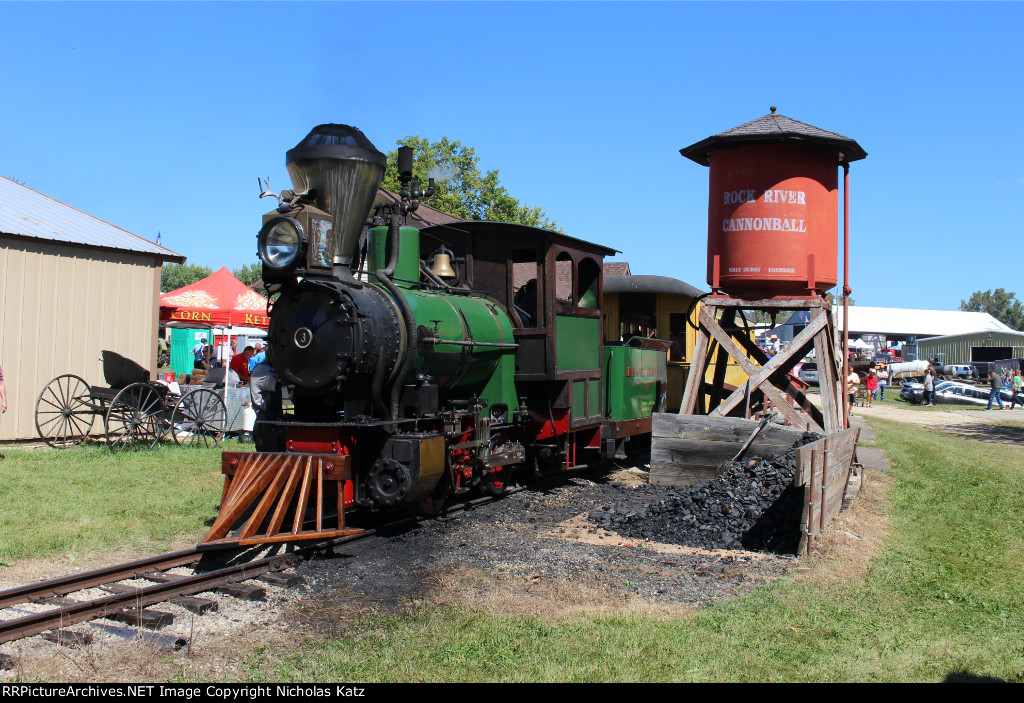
[680,108,866,299]
[676,109,867,434]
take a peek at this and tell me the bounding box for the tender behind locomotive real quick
[202,125,665,547]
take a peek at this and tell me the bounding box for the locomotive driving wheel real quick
[104,382,163,452]
[417,471,450,517]
[170,388,226,448]
[34,374,96,448]
[480,466,509,496]
[480,434,515,496]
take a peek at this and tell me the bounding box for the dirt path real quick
[853,403,1024,444]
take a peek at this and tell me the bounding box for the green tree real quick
[747,287,852,326]
[380,136,563,232]
[233,262,263,287]
[960,288,1024,330]
[160,263,213,293]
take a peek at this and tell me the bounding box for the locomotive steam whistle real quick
[396,145,435,220]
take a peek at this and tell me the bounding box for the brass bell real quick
[430,250,456,279]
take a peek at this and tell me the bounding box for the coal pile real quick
[592,433,820,554]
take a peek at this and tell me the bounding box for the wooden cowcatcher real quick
[679,296,843,435]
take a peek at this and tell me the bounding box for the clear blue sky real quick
[2,2,1021,311]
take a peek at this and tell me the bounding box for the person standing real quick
[230,346,255,385]
[987,371,1005,410]
[249,358,279,423]
[1012,369,1023,410]
[865,370,878,407]
[846,369,860,414]
[877,364,889,401]
[249,342,266,372]
[217,339,237,365]
[192,337,207,370]
[922,367,935,406]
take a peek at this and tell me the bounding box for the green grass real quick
[247,419,1024,682]
[0,440,239,562]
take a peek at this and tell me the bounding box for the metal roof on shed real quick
[916,330,1024,344]
[838,306,1013,337]
[0,175,185,263]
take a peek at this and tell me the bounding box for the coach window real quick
[555,252,574,305]
[577,258,600,310]
[511,248,542,327]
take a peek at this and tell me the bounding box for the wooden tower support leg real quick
[708,309,736,413]
[812,308,842,435]
[679,308,713,415]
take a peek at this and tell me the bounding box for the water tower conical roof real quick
[680,109,867,166]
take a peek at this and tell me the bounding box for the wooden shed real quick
[0,176,184,441]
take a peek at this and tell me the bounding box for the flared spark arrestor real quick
[285,124,387,274]
[680,108,867,298]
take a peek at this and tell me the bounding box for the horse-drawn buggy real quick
[34,351,227,451]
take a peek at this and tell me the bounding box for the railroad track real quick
[0,467,594,660]
[0,546,301,650]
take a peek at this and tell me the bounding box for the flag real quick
[156,231,162,246]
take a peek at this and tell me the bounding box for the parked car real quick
[901,380,1013,406]
[935,381,1014,406]
[938,364,975,379]
[799,362,818,385]
[900,381,925,403]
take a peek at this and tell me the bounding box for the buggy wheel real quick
[171,388,226,448]
[105,382,163,452]
[35,374,96,448]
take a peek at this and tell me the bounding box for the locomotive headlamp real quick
[258,216,306,271]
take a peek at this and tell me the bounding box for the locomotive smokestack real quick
[285,124,386,275]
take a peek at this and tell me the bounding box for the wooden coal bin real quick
[651,414,860,556]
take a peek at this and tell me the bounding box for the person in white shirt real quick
[846,370,860,412]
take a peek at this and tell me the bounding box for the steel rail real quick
[0,548,205,610]
[0,553,297,644]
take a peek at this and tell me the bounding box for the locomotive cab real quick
[419,222,617,467]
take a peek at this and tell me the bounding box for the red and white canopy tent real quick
[160,266,270,330]
[160,267,270,400]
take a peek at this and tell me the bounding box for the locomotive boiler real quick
[201,125,666,548]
